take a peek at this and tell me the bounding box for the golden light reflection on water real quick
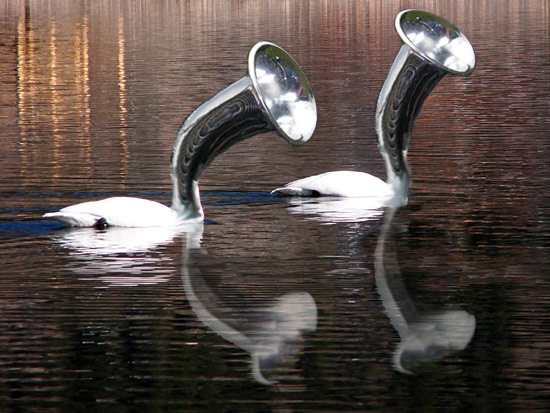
[16,1,94,187]
[5,0,549,194]
[117,13,129,187]
[12,0,135,191]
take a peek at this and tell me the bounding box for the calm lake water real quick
[1,0,550,411]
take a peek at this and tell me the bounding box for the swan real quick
[272,10,475,203]
[43,41,316,228]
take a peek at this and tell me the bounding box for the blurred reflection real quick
[116,13,130,181]
[281,195,405,224]
[182,243,317,385]
[375,208,476,374]
[16,4,94,183]
[50,223,203,287]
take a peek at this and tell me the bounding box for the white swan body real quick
[44,197,189,228]
[42,42,317,228]
[272,170,394,198]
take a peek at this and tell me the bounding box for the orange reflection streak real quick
[117,12,129,187]
[16,0,34,187]
[49,18,62,180]
[16,2,94,190]
[74,14,92,176]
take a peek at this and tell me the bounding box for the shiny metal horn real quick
[171,41,317,219]
[376,10,475,196]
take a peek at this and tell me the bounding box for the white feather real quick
[43,197,192,228]
[272,170,394,198]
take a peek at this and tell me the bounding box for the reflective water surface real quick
[1,0,550,410]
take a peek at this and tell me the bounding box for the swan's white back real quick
[272,170,394,198]
[43,197,187,227]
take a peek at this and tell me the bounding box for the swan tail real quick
[43,211,100,227]
[272,171,393,198]
[270,186,315,196]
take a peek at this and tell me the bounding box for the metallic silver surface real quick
[376,10,475,197]
[171,41,316,218]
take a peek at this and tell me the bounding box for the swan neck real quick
[376,44,447,197]
[375,208,418,337]
[170,76,273,217]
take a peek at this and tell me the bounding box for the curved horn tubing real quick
[171,78,272,218]
[375,10,475,196]
[170,42,316,219]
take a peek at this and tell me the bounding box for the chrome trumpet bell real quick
[249,42,317,144]
[396,9,475,76]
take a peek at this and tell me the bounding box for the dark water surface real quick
[1,0,550,411]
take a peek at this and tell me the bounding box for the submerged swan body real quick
[273,10,475,201]
[43,42,316,228]
[275,171,393,198]
[45,197,184,228]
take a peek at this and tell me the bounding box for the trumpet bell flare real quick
[396,9,475,76]
[249,42,317,145]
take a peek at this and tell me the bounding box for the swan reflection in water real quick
[182,242,317,385]
[51,223,203,287]
[280,200,476,374]
[375,208,476,374]
[275,8,476,373]
[52,223,317,384]
[280,195,404,224]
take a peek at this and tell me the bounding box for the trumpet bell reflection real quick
[394,310,475,374]
[182,248,317,385]
[375,208,476,375]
